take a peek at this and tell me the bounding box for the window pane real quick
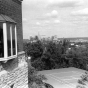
[12,24,16,55]
[7,23,11,56]
[0,23,4,57]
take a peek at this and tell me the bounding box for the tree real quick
[28,66,47,88]
[66,44,88,69]
[25,40,44,62]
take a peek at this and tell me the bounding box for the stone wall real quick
[0,63,28,88]
[0,52,28,88]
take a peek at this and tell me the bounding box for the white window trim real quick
[10,24,13,56]
[15,25,17,55]
[3,23,8,58]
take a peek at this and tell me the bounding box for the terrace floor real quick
[39,67,87,88]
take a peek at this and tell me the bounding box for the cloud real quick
[45,10,58,18]
[45,13,51,17]
[51,10,58,17]
[71,8,88,16]
[36,22,41,25]
[48,0,84,8]
[54,20,60,23]
[45,20,50,24]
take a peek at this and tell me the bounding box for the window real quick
[0,23,4,57]
[7,23,11,56]
[12,24,16,55]
[4,23,17,59]
[0,14,17,60]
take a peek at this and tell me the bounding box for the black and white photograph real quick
[0,0,88,88]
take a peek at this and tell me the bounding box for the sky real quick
[22,0,88,39]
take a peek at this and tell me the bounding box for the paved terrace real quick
[39,67,87,88]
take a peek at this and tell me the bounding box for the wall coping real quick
[18,51,25,55]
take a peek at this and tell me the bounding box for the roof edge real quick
[0,14,17,23]
[18,0,23,2]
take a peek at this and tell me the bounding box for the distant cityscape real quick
[24,35,88,43]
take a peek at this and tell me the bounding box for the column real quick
[3,23,8,58]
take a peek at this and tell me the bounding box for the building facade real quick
[0,0,23,52]
[0,1,28,88]
[0,0,25,62]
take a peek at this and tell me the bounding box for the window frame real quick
[0,22,18,61]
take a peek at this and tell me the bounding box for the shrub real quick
[28,66,54,88]
[77,72,88,88]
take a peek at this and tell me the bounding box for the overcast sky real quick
[22,0,88,39]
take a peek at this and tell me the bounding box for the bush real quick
[44,83,54,88]
[77,72,88,88]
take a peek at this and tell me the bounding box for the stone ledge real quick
[18,51,25,55]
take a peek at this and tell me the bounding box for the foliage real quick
[28,66,47,88]
[24,40,44,61]
[28,66,54,88]
[76,85,85,88]
[76,72,88,88]
[79,72,88,83]
[31,57,46,71]
[44,83,54,88]
[66,46,88,70]
[23,35,88,71]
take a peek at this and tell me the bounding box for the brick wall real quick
[0,52,29,88]
[0,0,23,52]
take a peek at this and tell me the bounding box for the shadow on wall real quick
[1,58,18,72]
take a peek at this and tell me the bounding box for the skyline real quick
[22,0,88,39]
